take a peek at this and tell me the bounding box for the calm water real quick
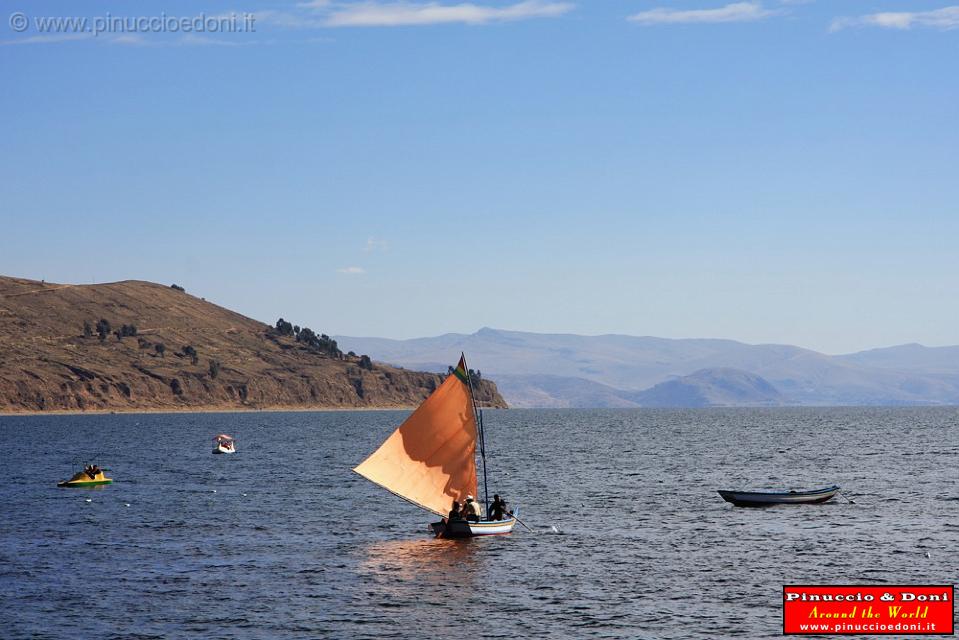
[1,408,956,639]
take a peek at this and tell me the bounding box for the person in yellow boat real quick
[463,495,481,522]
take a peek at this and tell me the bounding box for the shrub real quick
[155,343,166,357]
[273,318,343,358]
[95,319,111,342]
[209,359,221,379]
[275,318,294,336]
[296,327,341,357]
[114,324,138,340]
[170,284,185,292]
[358,355,374,370]
[83,321,93,338]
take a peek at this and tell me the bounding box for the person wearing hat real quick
[463,495,481,522]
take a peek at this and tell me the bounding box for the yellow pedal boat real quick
[57,469,113,488]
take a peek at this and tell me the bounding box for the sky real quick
[1,0,957,354]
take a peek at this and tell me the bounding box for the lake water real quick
[1,408,956,639]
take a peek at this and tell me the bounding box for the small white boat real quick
[212,434,236,454]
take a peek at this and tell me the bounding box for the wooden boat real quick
[212,434,236,454]
[429,509,519,537]
[354,354,516,539]
[718,485,840,507]
[58,468,113,488]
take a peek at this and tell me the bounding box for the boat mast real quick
[463,352,490,518]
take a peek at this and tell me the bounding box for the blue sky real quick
[1,1,957,353]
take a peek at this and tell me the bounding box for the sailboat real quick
[354,354,516,538]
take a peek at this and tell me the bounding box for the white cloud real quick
[177,34,246,46]
[4,32,257,47]
[336,266,366,274]
[364,237,388,252]
[830,6,959,32]
[255,9,329,29]
[105,33,255,47]
[628,1,777,25]
[323,1,574,27]
[110,34,150,46]
[0,33,92,46]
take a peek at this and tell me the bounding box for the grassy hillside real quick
[0,277,506,413]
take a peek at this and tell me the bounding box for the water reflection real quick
[358,538,481,589]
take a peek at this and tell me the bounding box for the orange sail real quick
[353,358,478,516]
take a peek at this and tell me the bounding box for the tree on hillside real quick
[273,318,342,358]
[358,355,374,370]
[83,321,93,338]
[209,359,221,379]
[155,343,166,357]
[96,319,111,342]
[170,284,185,292]
[183,345,198,365]
[275,318,294,336]
[115,324,138,339]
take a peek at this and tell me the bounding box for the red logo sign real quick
[783,585,954,635]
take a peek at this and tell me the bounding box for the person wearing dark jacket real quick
[447,500,464,521]
[489,494,509,520]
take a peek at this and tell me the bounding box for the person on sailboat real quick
[463,495,481,522]
[448,500,464,522]
[489,494,508,520]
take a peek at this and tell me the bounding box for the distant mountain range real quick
[335,328,959,408]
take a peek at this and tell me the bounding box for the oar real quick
[838,491,856,504]
[509,512,534,533]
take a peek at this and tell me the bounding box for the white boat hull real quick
[430,516,516,538]
[212,445,235,454]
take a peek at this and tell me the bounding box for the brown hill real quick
[0,276,506,413]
